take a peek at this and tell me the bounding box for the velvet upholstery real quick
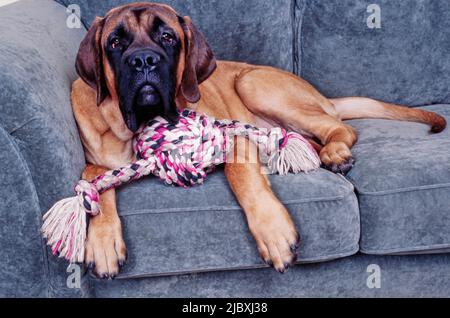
[0,0,449,297]
[0,126,47,297]
[0,0,88,297]
[93,254,450,298]
[55,0,294,72]
[346,105,450,254]
[295,0,450,106]
[115,170,359,278]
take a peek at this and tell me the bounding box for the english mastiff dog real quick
[72,2,447,278]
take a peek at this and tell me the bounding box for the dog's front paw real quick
[320,142,355,175]
[85,213,127,279]
[247,203,300,273]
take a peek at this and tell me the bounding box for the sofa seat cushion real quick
[115,169,359,278]
[346,104,450,255]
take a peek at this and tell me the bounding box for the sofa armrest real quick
[0,0,87,210]
[0,126,48,297]
[0,0,89,297]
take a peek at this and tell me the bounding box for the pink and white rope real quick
[42,109,320,263]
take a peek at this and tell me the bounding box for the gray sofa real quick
[1,0,449,298]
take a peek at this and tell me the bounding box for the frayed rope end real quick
[268,132,321,175]
[42,197,87,264]
[41,180,100,264]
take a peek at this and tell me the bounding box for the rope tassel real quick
[42,181,98,263]
[268,132,321,175]
[42,110,320,264]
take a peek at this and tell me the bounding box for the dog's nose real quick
[128,50,160,71]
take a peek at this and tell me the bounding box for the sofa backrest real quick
[295,0,450,106]
[56,0,450,106]
[55,0,294,72]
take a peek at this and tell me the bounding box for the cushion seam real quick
[118,187,356,217]
[290,0,297,73]
[114,247,360,280]
[360,243,450,255]
[293,0,307,75]
[352,137,450,149]
[8,117,39,135]
[348,180,450,196]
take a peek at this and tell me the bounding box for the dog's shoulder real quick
[71,78,108,133]
[71,78,134,168]
[71,78,133,140]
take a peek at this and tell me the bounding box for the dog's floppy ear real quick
[75,17,109,106]
[179,16,217,104]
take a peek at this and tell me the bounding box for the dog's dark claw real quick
[266,260,273,267]
[118,260,126,269]
[291,239,300,252]
[325,157,355,175]
[87,262,95,270]
[101,273,110,280]
[291,253,298,263]
[331,164,339,173]
[339,157,355,173]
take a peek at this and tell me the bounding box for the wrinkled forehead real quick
[102,3,182,39]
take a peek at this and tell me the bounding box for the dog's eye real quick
[111,37,121,49]
[161,32,175,45]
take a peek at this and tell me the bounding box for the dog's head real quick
[76,2,216,132]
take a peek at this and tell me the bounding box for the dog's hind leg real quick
[235,67,358,174]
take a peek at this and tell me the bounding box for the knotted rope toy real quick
[42,109,320,263]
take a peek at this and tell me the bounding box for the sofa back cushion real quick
[295,0,450,106]
[57,0,450,106]
[55,0,294,71]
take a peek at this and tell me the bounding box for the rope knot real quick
[75,180,100,216]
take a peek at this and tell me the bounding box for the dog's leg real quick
[82,164,127,279]
[225,137,300,273]
[235,67,358,174]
